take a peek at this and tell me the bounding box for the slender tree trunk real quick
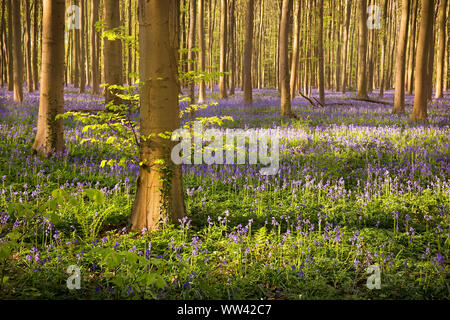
[25,0,33,92]
[131,0,185,232]
[318,0,325,103]
[406,0,418,95]
[410,0,434,122]
[435,0,447,98]
[79,0,86,93]
[228,0,235,95]
[198,0,206,102]
[91,0,99,94]
[12,0,23,102]
[341,0,352,93]
[32,0,39,91]
[289,0,301,99]
[219,0,227,99]
[187,0,196,103]
[6,0,13,91]
[357,0,368,99]
[0,0,6,87]
[243,0,254,104]
[104,0,122,105]
[280,0,292,116]
[32,0,65,155]
[393,0,411,113]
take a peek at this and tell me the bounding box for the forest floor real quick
[0,86,449,299]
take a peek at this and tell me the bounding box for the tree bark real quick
[6,0,13,91]
[187,0,196,103]
[318,0,325,104]
[32,0,65,155]
[12,0,24,102]
[32,0,40,91]
[219,0,228,99]
[357,0,368,99]
[279,0,293,117]
[25,0,33,92]
[393,0,411,113]
[243,0,254,104]
[104,0,123,105]
[198,0,206,102]
[91,0,100,94]
[289,0,301,99]
[131,0,185,232]
[410,0,434,122]
[435,0,447,98]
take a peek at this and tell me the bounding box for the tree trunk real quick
[406,0,418,95]
[393,0,410,113]
[243,0,254,104]
[198,0,206,102]
[187,0,196,103]
[228,0,235,95]
[318,0,325,104]
[91,0,100,94]
[12,0,23,102]
[280,0,292,116]
[79,0,86,93]
[410,0,434,122]
[6,0,13,91]
[131,0,185,232]
[289,0,301,99]
[32,0,65,155]
[104,0,123,105]
[357,0,368,99]
[25,0,33,92]
[435,0,447,98]
[32,0,40,91]
[0,0,6,87]
[219,0,227,99]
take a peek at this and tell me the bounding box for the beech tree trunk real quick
[197,0,206,102]
[435,0,448,98]
[91,0,100,94]
[393,0,410,113]
[318,0,325,104]
[25,0,33,92]
[243,0,254,105]
[357,0,368,99]
[410,0,434,122]
[32,0,65,155]
[12,0,23,102]
[32,0,39,91]
[6,0,13,91]
[279,0,292,117]
[131,0,185,232]
[104,0,123,105]
[219,0,228,99]
[289,0,301,99]
[187,0,196,103]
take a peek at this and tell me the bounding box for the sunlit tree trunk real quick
[12,0,23,102]
[198,0,206,102]
[290,0,301,99]
[130,0,185,232]
[410,0,434,122]
[393,0,410,113]
[6,0,13,91]
[318,0,325,104]
[243,0,254,104]
[25,0,34,92]
[104,0,123,105]
[219,0,228,99]
[187,0,196,103]
[357,0,368,99]
[435,0,448,98]
[32,0,40,91]
[32,0,65,155]
[91,0,100,94]
[279,0,292,117]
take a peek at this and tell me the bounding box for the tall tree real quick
[130,0,185,232]
[393,0,411,113]
[279,0,293,117]
[11,0,23,102]
[219,0,227,99]
[91,0,100,94]
[410,0,434,122]
[32,0,65,154]
[25,0,33,92]
[32,0,40,91]
[435,0,448,98]
[197,0,206,103]
[317,0,325,103]
[379,0,389,97]
[243,0,254,104]
[289,0,301,99]
[341,0,352,93]
[187,0,196,103]
[79,0,86,93]
[104,0,123,105]
[357,0,368,99]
